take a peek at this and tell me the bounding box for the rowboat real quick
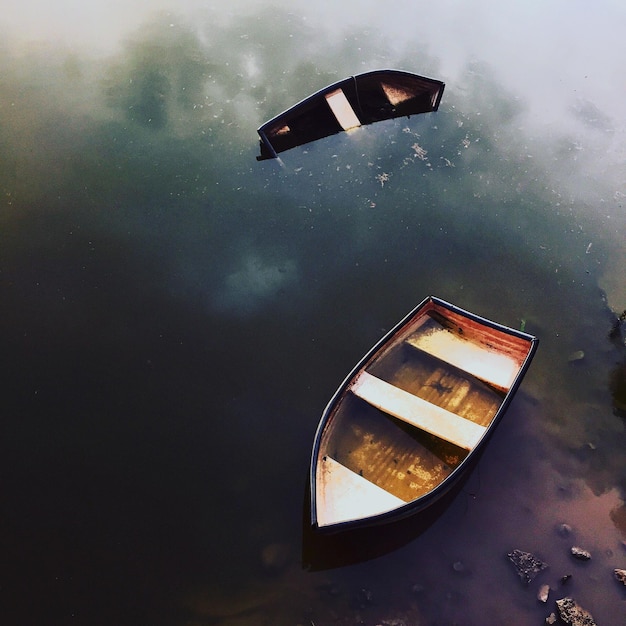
[256,69,444,160]
[310,296,538,532]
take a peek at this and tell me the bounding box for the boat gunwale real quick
[309,295,538,533]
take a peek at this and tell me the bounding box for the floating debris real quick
[376,172,391,187]
[555,597,597,626]
[615,568,626,586]
[507,549,548,585]
[545,612,558,625]
[568,350,585,363]
[570,546,592,561]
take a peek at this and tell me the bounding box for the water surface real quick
[1,3,626,624]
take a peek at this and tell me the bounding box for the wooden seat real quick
[316,455,405,527]
[350,371,486,450]
[405,326,519,391]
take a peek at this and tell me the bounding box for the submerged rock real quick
[615,568,626,586]
[316,580,340,597]
[557,523,573,536]
[610,361,626,417]
[538,584,550,603]
[260,542,291,573]
[555,597,597,626]
[507,549,549,585]
[410,583,425,595]
[570,546,592,561]
[352,587,374,609]
[609,309,626,344]
[545,613,558,625]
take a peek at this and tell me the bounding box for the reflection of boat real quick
[310,296,538,533]
[256,69,444,160]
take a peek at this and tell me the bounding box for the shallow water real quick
[2,3,626,625]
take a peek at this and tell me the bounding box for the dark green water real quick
[2,6,625,625]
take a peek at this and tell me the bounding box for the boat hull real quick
[310,296,538,533]
[256,69,445,160]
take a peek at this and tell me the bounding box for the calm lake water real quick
[2,2,626,624]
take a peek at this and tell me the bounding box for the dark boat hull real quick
[257,69,445,160]
[310,296,538,533]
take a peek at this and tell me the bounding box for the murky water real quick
[2,2,626,625]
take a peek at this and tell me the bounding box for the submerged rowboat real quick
[310,296,538,532]
[256,69,444,160]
